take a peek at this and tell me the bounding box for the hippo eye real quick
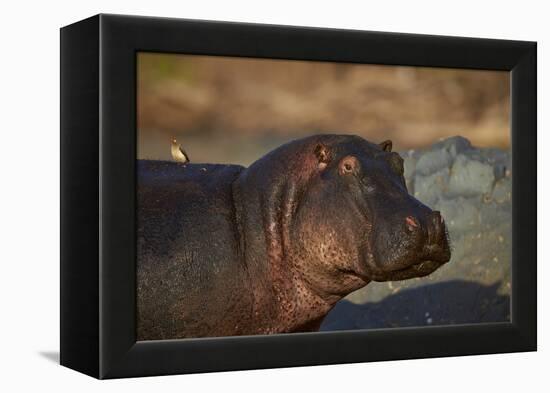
[339,156,358,175]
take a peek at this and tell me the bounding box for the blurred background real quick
[137,52,512,329]
[137,53,510,165]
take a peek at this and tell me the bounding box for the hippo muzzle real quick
[364,196,451,282]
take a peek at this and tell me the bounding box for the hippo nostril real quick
[405,216,419,232]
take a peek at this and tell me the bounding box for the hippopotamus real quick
[137,134,451,340]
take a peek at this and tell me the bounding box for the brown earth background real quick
[137,53,510,164]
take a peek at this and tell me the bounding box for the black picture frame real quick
[60,14,536,379]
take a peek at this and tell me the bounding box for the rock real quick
[464,147,510,182]
[435,197,480,232]
[414,168,450,207]
[448,154,495,197]
[402,151,417,193]
[479,200,512,229]
[432,135,472,157]
[415,148,453,176]
[492,177,512,203]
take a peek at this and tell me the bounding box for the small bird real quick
[171,138,190,163]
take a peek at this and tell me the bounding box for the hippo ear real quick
[379,140,393,152]
[314,143,332,169]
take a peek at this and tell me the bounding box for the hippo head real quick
[236,134,451,299]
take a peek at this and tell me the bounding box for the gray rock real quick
[491,177,512,203]
[413,168,450,207]
[401,150,418,193]
[435,196,480,233]
[448,154,495,197]
[463,147,510,182]
[432,135,473,157]
[415,148,453,176]
[479,200,512,230]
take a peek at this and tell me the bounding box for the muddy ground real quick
[322,136,512,330]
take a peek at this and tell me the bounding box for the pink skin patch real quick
[406,216,418,231]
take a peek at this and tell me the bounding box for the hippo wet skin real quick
[137,134,451,340]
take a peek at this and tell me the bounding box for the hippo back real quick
[137,160,249,340]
